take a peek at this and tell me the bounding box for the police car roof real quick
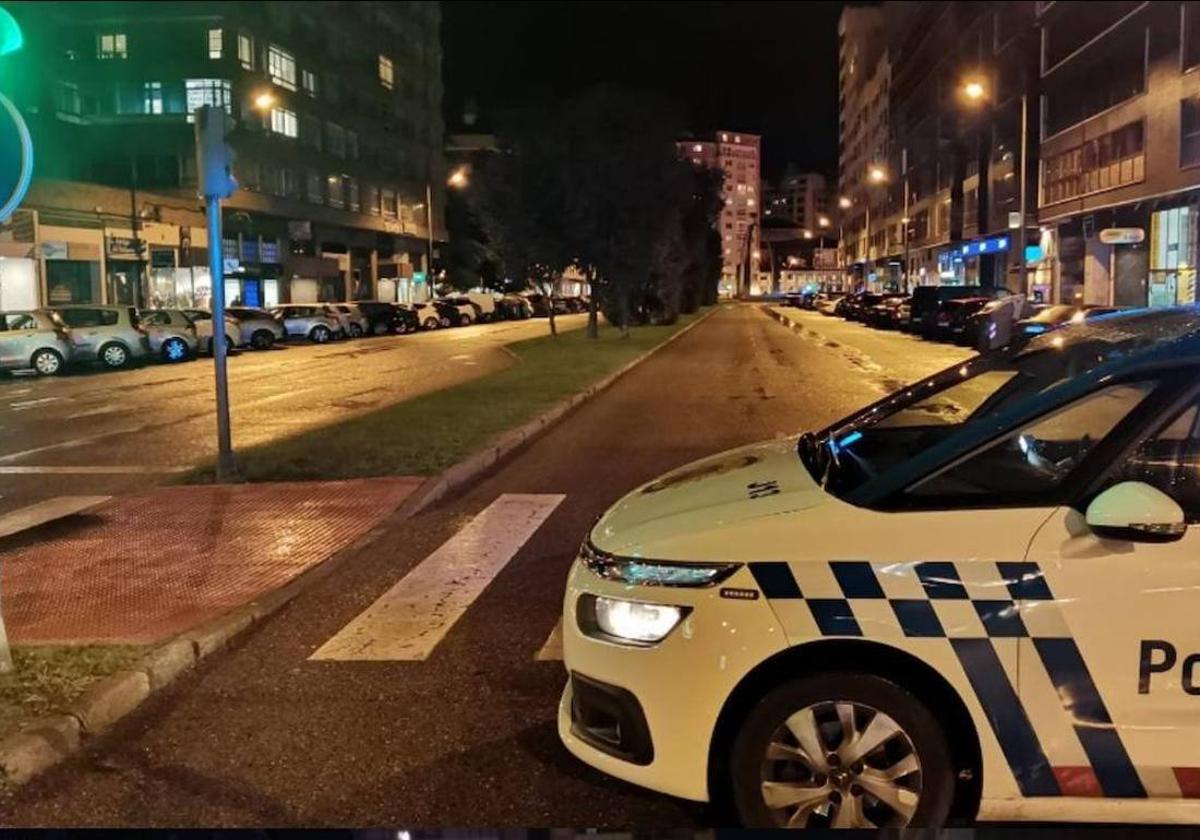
[1018,304,1200,366]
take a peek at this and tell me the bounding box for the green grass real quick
[191,310,709,483]
[0,646,146,742]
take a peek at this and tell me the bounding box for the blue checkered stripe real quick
[749,559,1147,800]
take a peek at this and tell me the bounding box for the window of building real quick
[1042,1,1141,73]
[326,174,344,208]
[306,170,323,203]
[1041,120,1144,204]
[238,159,260,191]
[261,163,281,196]
[237,33,253,69]
[379,54,394,89]
[300,114,321,151]
[143,81,163,115]
[324,72,339,103]
[326,122,346,158]
[97,32,127,59]
[281,168,299,198]
[346,130,358,159]
[365,184,380,215]
[270,106,298,138]
[207,28,222,59]
[56,81,82,115]
[381,187,397,218]
[185,79,232,120]
[1183,98,1200,168]
[267,45,297,90]
[346,177,360,212]
[1149,207,1195,306]
[302,69,317,97]
[1186,3,1200,71]
[1043,24,1146,137]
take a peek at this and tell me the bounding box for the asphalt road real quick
[0,305,972,827]
[0,314,586,517]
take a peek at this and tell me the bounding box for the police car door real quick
[1023,385,1200,800]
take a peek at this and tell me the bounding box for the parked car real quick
[908,284,990,336]
[357,301,417,335]
[0,310,73,376]
[460,292,500,321]
[50,305,151,369]
[863,295,908,329]
[496,295,533,320]
[270,305,341,343]
[896,298,912,330]
[932,296,990,342]
[438,297,478,325]
[525,293,553,318]
[326,303,370,338]
[1015,304,1123,339]
[408,301,449,329]
[182,310,245,353]
[138,309,200,362]
[816,291,847,315]
[843,292,884,322]
[222,306,285,349]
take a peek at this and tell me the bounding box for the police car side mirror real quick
[1085,481,1187,543]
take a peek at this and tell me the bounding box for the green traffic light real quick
[0,7,21,56]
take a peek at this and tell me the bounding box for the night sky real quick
[441,1,845,181]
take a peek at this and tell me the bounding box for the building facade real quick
[764,167,828,233]
[678,131,762,296]
[1,0,445,312]
[1035,0,1200,309]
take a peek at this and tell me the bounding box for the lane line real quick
[9,397,63,411]
[536,618,563,661]
[311,493,566,661]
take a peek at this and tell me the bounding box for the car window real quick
[140,311,170,326]
[1117,397,1200,522]
[908,382,1155,498]
[57,308,110,328]
[3,313,37,331]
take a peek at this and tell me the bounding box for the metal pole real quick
[865,203,871,290]
[207,197,235,480]
[1017,92,1029,299]
[129,156,143,308]
[425,181,434,301]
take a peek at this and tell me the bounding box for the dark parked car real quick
[864,295,908,329]
[525,293,552,317]
[496,295,533,320]
[908,285,988,336]
[933,296,990,342]
[357,301,418,335]
[1016,304,1123,339]
[844,292,884,321]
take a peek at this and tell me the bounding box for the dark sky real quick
[441,1,845,182]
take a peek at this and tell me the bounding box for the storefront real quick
[936,234,1011,287]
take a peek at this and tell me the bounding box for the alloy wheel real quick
[33,349,62,376]
[312,326,331,343]
[101,344,128,368]
[163,338,188,362]
[759,701,921,828]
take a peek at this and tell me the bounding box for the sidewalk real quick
[0,479,422,644]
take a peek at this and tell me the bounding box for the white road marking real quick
[9,397,63,411]
[536,618,563,661]
[0,495,111,539]
[311,493,566,661]
[65,404,125,420]
[0,465,189,475]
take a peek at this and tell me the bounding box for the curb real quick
[0,304,721,789]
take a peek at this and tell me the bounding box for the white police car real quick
[559,307,1200,827]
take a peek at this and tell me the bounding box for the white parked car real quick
[138,309,199,362]
[179,310,244,355]
[326,303,369,338]
[270,305,341,343]
[560,307,1200,828]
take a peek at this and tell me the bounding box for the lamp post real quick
[866,165,888,290]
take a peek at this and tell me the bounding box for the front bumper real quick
[557,558,788,802]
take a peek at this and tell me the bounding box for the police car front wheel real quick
[730,673,955,828]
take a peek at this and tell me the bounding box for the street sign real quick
[0,92,31,223]
[1099,227,1145,245]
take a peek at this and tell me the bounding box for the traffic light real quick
[194,104,237,199]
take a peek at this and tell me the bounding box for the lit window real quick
[347,177,360,212]
[185,79,232,120]
[378,54,394,90]
[302,69,317,97]
[143,81,163,114]
[692,144,702,152]
[237,33,253,69]
[381,187,397,218]
[268,45,297,90]
[327,174,344,208]
[365,184,380,215]
[98,32,127,59]
[270,106,298,138]
[721,133,728,141]
[208,28,222,59]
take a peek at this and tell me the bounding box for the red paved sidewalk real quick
[0,478,422,644]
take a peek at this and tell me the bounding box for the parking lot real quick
[0,313,586,517]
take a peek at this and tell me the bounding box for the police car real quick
[558,306,1200,827]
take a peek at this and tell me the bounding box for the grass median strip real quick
[190,310,708,483]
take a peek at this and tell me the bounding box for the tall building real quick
[0,1,444,311]
[1035,1,1200,309]
[764,166,827,233]
[678,131,762,295]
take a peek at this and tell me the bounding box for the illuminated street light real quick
[868,165,887,184]
[253,91,276,111]
[803,230,813,240]
[962,78,987,104]
[447,166,469,188]
[838,196,852,210]
[817,215,830,228]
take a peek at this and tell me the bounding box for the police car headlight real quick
[580,595,688,645]
[580,541,739,587]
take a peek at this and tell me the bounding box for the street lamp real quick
[838,196,852,210]
[253,91,276,111]
[962,79,987,104]
[868,165,887,184]
[448,165,469,189]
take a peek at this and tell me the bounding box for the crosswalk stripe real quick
[310,493,566,661]
[536,618,563,661]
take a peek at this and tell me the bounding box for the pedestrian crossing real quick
[311,493,567,662]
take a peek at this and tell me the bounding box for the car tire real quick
[729,672,955,829]
[161,337,189,363]
[31,348,64,376]
[372,321,390,336]
[423,317,439,330]
[348,323,364,338]
[251,330,275,350]
[310,325,332,343]
[440,317,451,328]
[98,342,130,369]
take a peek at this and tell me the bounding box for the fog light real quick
[588,596,686,644]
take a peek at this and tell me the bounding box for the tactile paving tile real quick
[0,478,423,644]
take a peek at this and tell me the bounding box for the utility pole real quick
[1017,92,1029,299]
[129,155,144,307]
[425,179,434,301]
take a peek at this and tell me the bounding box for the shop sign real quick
[412,271,427,284]
[958,235,1010,258]
[1099,227,1145,245]
[39,240,67,260]
[106,235,144,257]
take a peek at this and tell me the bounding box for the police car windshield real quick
[800,307,1200,498]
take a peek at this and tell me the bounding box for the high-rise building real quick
[1,1,444,310]
[764,167,827,233]
[678,131,761,295]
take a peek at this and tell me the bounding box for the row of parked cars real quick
[788,287,1123,349]
[0,292,591,377]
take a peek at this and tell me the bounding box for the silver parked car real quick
[138,309,200,363]
[270,305,340,343]
[223,306,285,350]
[326,303,369,338]
[0,310,73,376]
[181,310,245,354]
[50,305,151,369]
